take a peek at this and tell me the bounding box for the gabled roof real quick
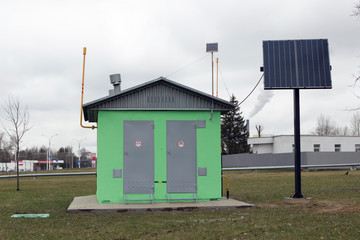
[83,77,235,122]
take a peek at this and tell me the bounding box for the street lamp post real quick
[71,148,74,169]
[42,134,58,170]
[74,138,86,168]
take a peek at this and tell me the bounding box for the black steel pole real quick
[211,52,214,96]
[293,89,303,198]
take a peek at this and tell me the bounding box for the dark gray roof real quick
[83,77,235,122]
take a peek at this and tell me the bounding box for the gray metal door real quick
[123,120,154,194]
[166,120,197,193]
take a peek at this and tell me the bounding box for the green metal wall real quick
[96,110,221,203]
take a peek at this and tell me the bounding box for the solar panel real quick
[263,39,332,89]
[206,43,218,52]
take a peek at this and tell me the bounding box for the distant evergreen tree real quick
[221,94,250,154]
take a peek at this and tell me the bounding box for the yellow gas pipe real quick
[221,175,230,199]
[216,58,219,97]
[80,47,97,130]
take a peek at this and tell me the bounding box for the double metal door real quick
[122,120,197,195]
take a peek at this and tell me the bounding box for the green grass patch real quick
[0,169,359,239]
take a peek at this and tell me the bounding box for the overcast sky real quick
[1,0,360,155]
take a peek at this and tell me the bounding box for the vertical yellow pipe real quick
[221,175,230,199]
[80,47,97,130]
[216,58,219,97]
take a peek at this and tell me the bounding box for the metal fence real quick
[0,172,96,179]
[222,152,360,170]
[1,152,359,179]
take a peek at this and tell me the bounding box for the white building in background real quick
[0,160,64,172]
[248,135,360,154]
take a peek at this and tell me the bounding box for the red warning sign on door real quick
[178,140,185,148]
[135,140,142,148]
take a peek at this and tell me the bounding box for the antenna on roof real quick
[206,43,218,96]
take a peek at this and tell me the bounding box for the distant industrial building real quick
[248,135,360,154]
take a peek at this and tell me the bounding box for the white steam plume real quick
[249,90,274,118]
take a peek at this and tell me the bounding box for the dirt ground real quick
[259,200,360,214]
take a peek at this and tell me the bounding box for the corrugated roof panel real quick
[83,77,235,122]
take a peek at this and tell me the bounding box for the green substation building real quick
[82,76,234,204]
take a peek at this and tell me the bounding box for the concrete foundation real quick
[67,195,255,213]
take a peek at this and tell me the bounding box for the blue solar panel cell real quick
[297,41,305,88]
[289,41,297,88]
[263,39,332,89]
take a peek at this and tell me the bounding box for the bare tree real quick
[350,69,360,111]
[350,112,360,136]
[2,95,31,191]
[341,126,350,136]
[0,131,13,162]
[313,114,338,135]
[352,2,360,109]
[332,125,351,136]
[255,124,264,137]
[0,132,6,161]
[352,1,360,17]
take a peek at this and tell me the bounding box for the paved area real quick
[67,195,255,213]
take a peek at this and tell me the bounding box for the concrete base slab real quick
[67,195,255,213]
[283,197,313,204]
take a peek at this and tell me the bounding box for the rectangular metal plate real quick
[166,120,197,193]
[198,167,207,176]
[197,120,206,128]
[263,39,332,89]
[113,169,122,178]
[123,120,154,194]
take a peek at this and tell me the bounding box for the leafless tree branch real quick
[1,95,32,190]
[350,112,360,135]
[312,114,339,135]
[352,2,360,17]
[255,124,264,137]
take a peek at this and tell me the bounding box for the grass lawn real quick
[0,169,359,239]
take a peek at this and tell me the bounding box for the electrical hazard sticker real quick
[135,140,142,148]
[177,140,185,148]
